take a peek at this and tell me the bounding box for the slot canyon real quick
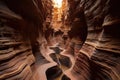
[0,0,120,80]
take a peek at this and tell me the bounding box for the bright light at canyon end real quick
[52,0,63,8]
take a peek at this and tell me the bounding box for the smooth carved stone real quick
[62,75,71,80]
[0,48,13,54]
[59,55,72,68]
[90,50,120,80]
[72,53,91,80]
[67,0,120,80]
[49,53,58,63]
[0,61,27,79]
[0,47,31,61]
[50,53,72,68]
[0,0,53,80]
[5,65,32,80]
[0,24,35,80]
[46,66,62,80]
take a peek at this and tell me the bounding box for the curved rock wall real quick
[67,0,120,80]
[0,0,52,80]
[0,20,35,80]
